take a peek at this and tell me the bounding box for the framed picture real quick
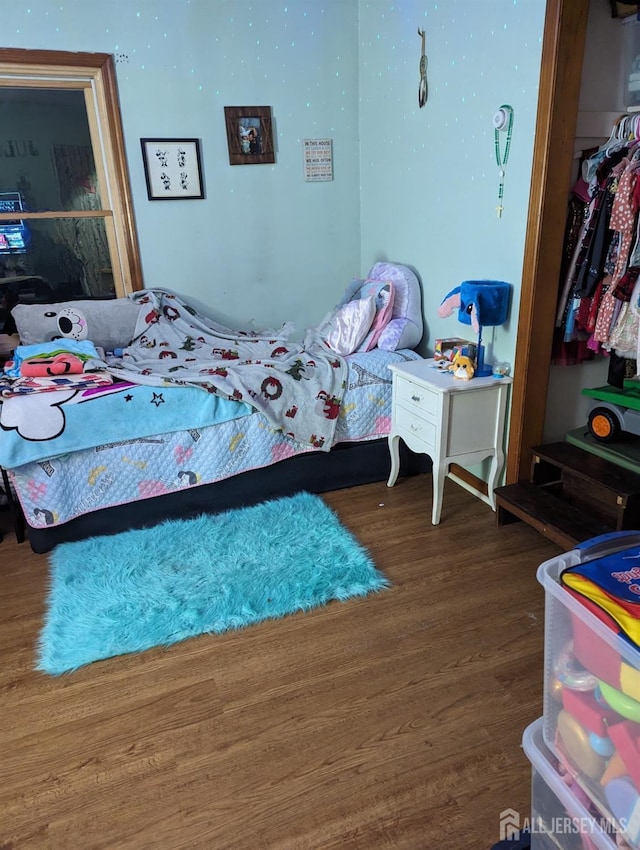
[224,106,275,165]
[303,139,333,181]
[140,138,204,200]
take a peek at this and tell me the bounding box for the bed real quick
[0,263,427,553]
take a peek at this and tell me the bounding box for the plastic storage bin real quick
[537,532,640,849]
[522,718,618,849]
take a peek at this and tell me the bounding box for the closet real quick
[543,0,633,443]
[497,0,640,546]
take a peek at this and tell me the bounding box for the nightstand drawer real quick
[395,376,438,419]
[394,404,436,449]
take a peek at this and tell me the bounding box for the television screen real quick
[0,192,29,255]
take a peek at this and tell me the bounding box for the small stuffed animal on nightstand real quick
[448,353,475,380]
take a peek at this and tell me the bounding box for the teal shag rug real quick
[37,492,388,675]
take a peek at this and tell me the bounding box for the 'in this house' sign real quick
[303,139,333,182]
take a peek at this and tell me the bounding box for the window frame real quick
[0,48,143,297]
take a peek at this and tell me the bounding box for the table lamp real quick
[438,280,511,377]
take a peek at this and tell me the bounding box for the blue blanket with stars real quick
[0,380,252,468]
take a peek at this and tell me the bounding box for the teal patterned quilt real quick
[7,349,421,530]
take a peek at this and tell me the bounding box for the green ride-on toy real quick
[583,382,640,443]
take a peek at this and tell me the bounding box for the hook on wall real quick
[417,28,428,108]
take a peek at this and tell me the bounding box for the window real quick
[0,49,142,302]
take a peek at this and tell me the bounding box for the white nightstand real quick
[387,358,512,524]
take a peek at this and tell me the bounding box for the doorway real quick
[506,0,590,483]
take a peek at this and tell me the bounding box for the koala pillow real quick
[11,298,143,351]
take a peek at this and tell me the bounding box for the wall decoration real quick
[493,105,514,218]
[303,139,333,182]
[224,106,275,165]
[417,28,428,108]
[140,138,204,200]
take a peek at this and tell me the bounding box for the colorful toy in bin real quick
[570,611,640,702]
[555,709,608,780]
[621,662,640,702]
[563,687,619,751]
[561,552,640,651]
[598,681,640,722]
[554,640,599,691]
[607,720,640,789]
[550,643,616,779]
[604,777,640,847]
[553,698,640,846]
[602,721,640,848]
[540,532,640,848]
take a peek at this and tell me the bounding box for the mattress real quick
[9,348,420,531]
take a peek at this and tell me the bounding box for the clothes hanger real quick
[620,113,638,140]
[604,113,626,146]
[591,114,628,159]
[617,113,631,140]
[580,115,631,185]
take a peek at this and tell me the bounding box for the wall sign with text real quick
[303,139,333,182]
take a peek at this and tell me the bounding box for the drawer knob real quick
[410,423,420,431]
[411,394,421,402]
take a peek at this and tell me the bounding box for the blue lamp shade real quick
[438,280,511,332]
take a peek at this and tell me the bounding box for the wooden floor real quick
[0,475,561,850]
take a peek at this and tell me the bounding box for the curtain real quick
[52,144,110,296]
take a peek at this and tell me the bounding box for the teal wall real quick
[2,0,547,364]
[2,0,361,335]
[359,0,546,366]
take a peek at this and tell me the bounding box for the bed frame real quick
[14,438,428,553]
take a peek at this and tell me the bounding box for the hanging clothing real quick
[608,157,640,300]
[552,125,640,377]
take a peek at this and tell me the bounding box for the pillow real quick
[321,296,376,355]
[366,262,423,350]
[337,278,396,353]
[376,318,407,352]
[356,280,395,352]
[11,298,143,351]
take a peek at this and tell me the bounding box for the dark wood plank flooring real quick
[0,476,561,849]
